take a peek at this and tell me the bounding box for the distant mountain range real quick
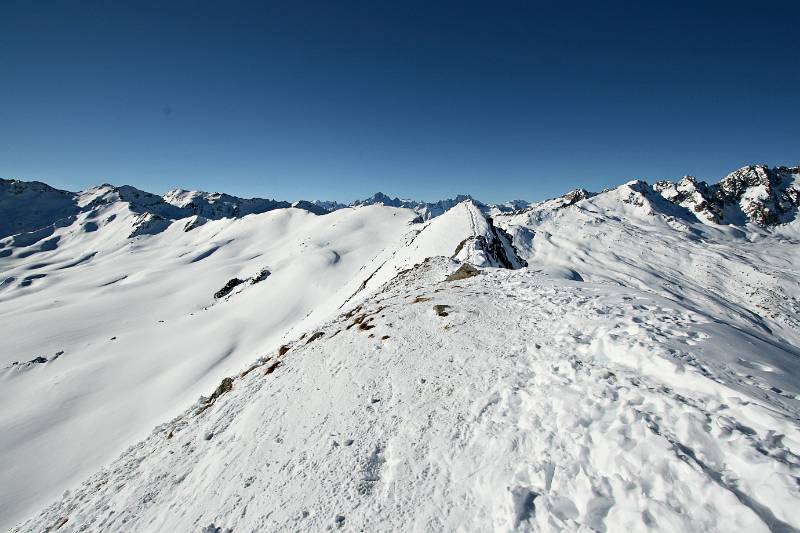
[1,164,798,240]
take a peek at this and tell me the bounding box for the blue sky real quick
[1,1,798,203]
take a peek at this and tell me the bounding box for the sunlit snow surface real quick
[2,181,800,531]
[13,259,800,532]
[0,201,475,528]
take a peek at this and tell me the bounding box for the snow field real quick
[16,260,799,532]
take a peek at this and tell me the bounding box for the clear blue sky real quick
[1,1,798,203]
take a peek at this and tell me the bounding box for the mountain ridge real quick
[3,163,797,240]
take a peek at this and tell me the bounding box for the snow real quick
[2,170,800,532]
[0,201,429,527]
[13,259,800,532]
[0,179,79,239]
[496,182,800,350]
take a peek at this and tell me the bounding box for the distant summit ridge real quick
[0,164,797,239]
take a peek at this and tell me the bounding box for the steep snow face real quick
[495,182,800,350]
[0,180,80,239]
[15,259,800,532]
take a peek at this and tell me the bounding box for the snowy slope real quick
[0,200,433,528]
[3,165,800,532]
[14,259,800,532]
[0,193,520,529]
[0,179,80,239]
[494,181,800,350]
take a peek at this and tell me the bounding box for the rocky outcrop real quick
[654,165,800,226]
[214,278,245,299]
[213,268,271,300]
[445,263,481,281]
[653,177,720,223]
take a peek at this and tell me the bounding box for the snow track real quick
[17,261,800,532]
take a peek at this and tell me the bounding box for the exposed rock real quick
[306,331,325,344]
[433,304,451,316]
[250,268,271,284]
[208,377,233,403]
[653,165,800,226]
[654,176,721,223]
[214,278,244,299]
[183,216,207,232]
[445,264,481,281]
[451,209,526,269]
[129,212,172,238]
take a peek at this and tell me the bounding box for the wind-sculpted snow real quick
[14,260,800,532]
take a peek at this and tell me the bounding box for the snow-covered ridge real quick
[2,163,800,531]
